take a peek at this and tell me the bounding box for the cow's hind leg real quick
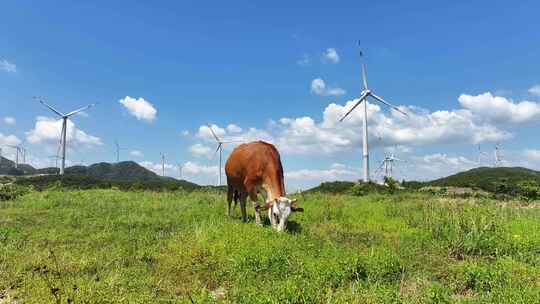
[239,192,248,223]
[227,185,233,217]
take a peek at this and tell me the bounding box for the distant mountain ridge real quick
[64,161,162,182]
[0,158,198,189]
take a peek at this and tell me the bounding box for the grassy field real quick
[1,189,540,303]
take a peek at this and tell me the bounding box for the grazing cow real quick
[225,141,303,231]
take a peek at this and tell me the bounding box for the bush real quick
[383,177,399,193]
[0,184,30,201]
[516,180,540,202]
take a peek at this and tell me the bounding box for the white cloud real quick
[406,153,478,181]
[181,130,190,136]
[297,54,311,67]
[0,133,22,147]
[197,124,226,141]
[226,124,242,133]
[310,78,346,96]
[182,161,218,176]
[25,116,102,147]
[139,161,176,175]
[130,150,144,157]
[140,160,218,185]
[3,116,15,125]
[188,92,526,163]
[0,59,16,73]
[189,143,213,158]
[322,48,340,64]
[286,163,358,181]
[524,149,540,161]
[119,96,157,122]
[528,85,540,97]
[458,92,540,123]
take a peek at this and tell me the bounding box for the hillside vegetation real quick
[13,174,200,192]
[1,189,539,303]
[428,167,540,193]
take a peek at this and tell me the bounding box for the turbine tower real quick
[494,143,504,167]
[178,162,185,179]
[477,145,489,166]
[36,97,96,175]
[114,140,128,163]
[207,124,241,186]
[339,48,408,182]
[6,145,20,169]
[160,153,166,177]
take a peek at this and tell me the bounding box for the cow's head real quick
[261,197,303,232]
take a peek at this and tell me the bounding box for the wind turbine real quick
[494,143,504,167]
[477,145,489,166]
[6,145,20,168]
[375,149,405,180]
[207,124,241,186]
[114,140,128,163]
[160,153,166,177]
[339,48,408,182]
[177,162,185,179]
[36,97,96,175]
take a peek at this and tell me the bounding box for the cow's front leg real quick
[250,191,262,226]
[268,208,278,229]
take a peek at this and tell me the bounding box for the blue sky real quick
[2,1,540,189]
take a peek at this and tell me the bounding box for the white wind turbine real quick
[177,162,185,179]
[375,149,405,180]
[339,49,408,182]
[6,145,21,169]
[477,145,489,166]
[207,124,242,186]
[114,140,128,163]
[494,143,504,167]
[36,97,97,175]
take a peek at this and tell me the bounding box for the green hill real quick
[427,167,540,193]
[1,159,199,191]
[0,156,37,175]
[304,181,357,194]
[64,161,162,182]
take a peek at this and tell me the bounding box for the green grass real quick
[1,190,540,303]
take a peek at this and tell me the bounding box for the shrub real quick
[0,184,30,201]
[516,180,540,202]
[383,176,399,193]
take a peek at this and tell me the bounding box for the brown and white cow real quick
[225,141,302,231]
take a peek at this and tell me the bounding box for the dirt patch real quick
[0,289,18,304]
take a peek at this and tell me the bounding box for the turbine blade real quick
[214,143,222,154]
[207,124,221,142]
[377,161,385,171]
[370,93,408,116]
[361,62,368,90]
[38,99,65,117]
[339,92,368,122]
[65,103,97,117]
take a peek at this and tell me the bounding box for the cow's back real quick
[225,141,283,190]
